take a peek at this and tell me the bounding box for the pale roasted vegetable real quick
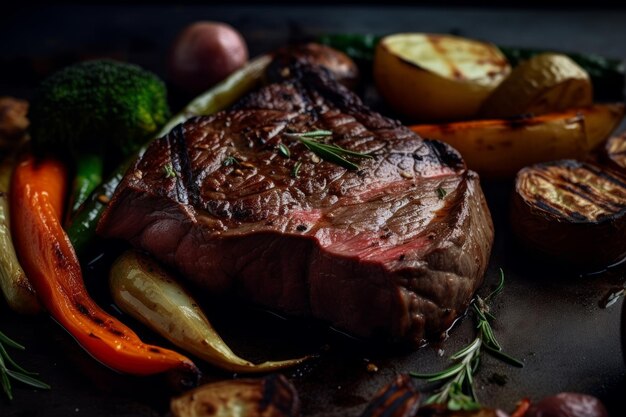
[171,374,300,417]
[0,155,39,314]
[110,250,309,373]
[410,104,625,178]
[374,33,510,121]
[480,53,593,119]
[511,160,626,269]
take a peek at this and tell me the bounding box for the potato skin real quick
[511,160,626,269]
[168,21,249,94]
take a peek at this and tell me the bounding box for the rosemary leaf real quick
[410,271,522,408]
[0,343,36,376]
[163,163,176,178]
[436,187,447,199]
[0,331,24,350]
[5,370,51,390]
[292,161,302,178]
[411,362,465,382]
[450,337,481,360]
[483,344,524,368]
[278,143,291,158]
[283,130,371,171]
[223,156,240,167]
[1,371,12,401]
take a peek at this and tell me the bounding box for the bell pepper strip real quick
[110,250,310,373]
[11,154,199,376]
[510,398,531,417]
[0,154,40,314]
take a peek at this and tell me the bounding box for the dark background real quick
[1,4,625,417]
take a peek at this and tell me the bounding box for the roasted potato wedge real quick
[411,104,625,179]
[511,160,626,269]
[480,53,593,119]
[374,33,510,121]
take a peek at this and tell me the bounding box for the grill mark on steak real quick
[168,124,201,206]
[98,63,494,345]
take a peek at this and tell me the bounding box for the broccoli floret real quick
[30,59,170,156]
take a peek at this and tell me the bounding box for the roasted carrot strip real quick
[11,154,198,376]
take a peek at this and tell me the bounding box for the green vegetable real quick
[411,270,523,410]
[66,55,271,257]
[29,59,171,217]
[318,33,383,61]
[110,250,309,373]
[319,34,625,101]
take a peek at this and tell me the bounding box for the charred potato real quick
[511,160,626,269]
[171,374,300,417]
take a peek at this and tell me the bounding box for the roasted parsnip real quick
[411,104,625,178]
[110,250,309,373]
[0,155,39,314]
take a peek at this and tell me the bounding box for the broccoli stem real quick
[68,153,103,218]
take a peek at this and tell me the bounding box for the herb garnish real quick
[278,143,291,158]
[163,163,176,178]
[291,161,302,178]
[0,330,50,400]
[411,269,522,410]
[436,187,447,199]
[223,156,240,167]
[283,130,372,170]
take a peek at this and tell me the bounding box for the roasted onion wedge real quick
[511,160,626,268]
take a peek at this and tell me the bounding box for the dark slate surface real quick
[0,5,625,417]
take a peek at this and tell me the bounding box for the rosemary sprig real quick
[283,130,372,170]
[163,163,176,178]
[411,269,522,410]
[0,330,50,400]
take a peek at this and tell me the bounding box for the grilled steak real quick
[98,64,494,345]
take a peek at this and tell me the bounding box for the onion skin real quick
[511,160,626,269]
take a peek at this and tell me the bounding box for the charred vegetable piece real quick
[359,375,421,417]
[511,160,626,268]
[110,250,309,373]
[267,43,359,90]
[605,132,626,172]
[171,374,300,417]
[499,46,625,102]
[66,55,271,257]
[525,393,608,417]
[11,154,199,377]
[410,104,624,179]
[0,154,39,314]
